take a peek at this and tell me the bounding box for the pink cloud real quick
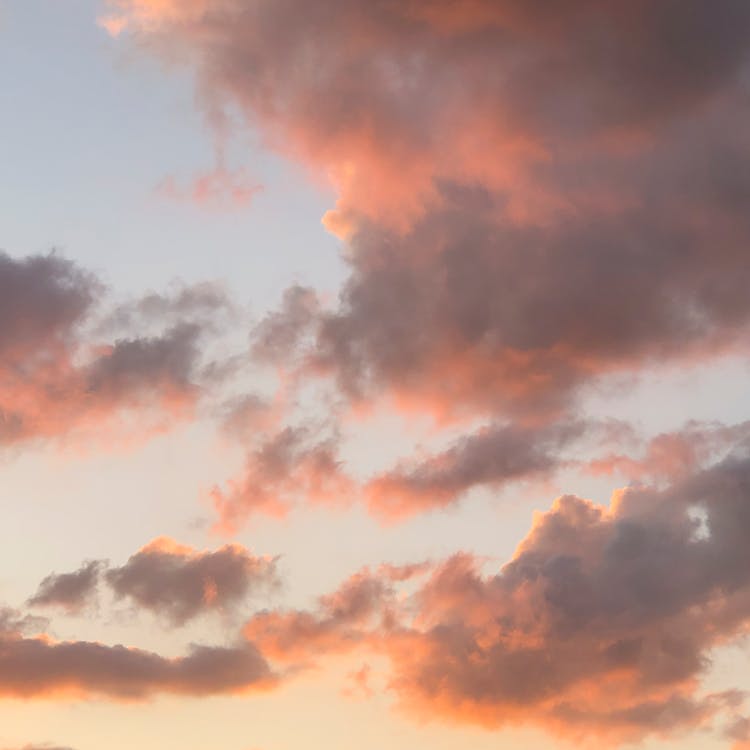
[240,448,750,743]
[157,166,262,209]
[0,608,275,700]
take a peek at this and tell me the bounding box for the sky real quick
[1,2,750,749]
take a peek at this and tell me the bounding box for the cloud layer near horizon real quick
[0,605,274,700]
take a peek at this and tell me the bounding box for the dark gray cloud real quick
[0,605,274,699]
[0,634,273,700]
[211,424,354,531]
[378,449,750,739]
[28,561,104,614]
[114,0,750,171]
[84,323,202,401]
[365,419,587,520]
[105,538,278,626]
[0,251,98,358]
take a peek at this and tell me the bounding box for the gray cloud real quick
[365,419,587,520]
[0,252,231,448]
[105,539,278,626]
[0,606,273,699]
[588,420,750,481]
[28,561,104,614]
[0,607,48,637]
[0,251,98,358]
[0,634,273,700]
[250,285,320,367]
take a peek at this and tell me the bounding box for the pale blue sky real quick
[0,0,344,309]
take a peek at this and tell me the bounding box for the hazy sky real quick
[1,3,750,750]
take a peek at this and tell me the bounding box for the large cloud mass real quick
[244,447,750,743]
[103,0,750,528]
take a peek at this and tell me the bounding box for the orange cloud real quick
[241,450,750,744]
[29,537,278,626]
[211,424,356,532]
[0,611,274,700]
[365,419,586,521]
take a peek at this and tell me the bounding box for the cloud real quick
[728,717,750,750]
[99,280,235,333]
[156,166,262,209]
[250,285,320,368]
[105,0,750,429]
[311,147,750,418]
[242,446,750,743]
[97,10,750,738]
[218,394,279,443]
[105,537,278,626]
[244,562,428,664]
[0,251,98,364]
[0,605,274,700]
[0,608,49,637]
[0,637,273,700]
[342,662,373,699]
[28,561,104,614]
[365,419,587,521]
[588,420,750,482]
[104,0,750,231]
[0,252,231,450]
[26,537,279,628]
[211,424,355,531]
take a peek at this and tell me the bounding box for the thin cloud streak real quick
[0,609,275,700]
